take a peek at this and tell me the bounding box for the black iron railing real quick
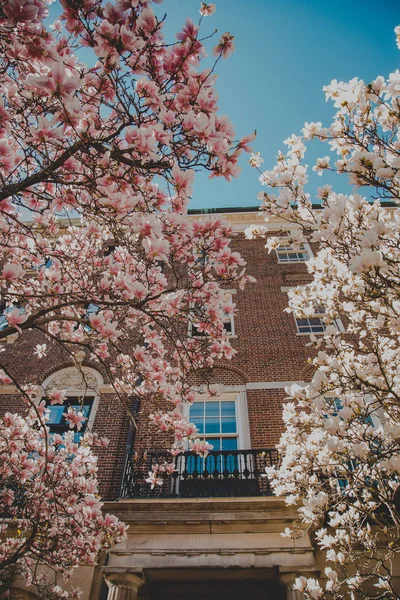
[120,448,279,499]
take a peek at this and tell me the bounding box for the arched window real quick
[40,367,103,440]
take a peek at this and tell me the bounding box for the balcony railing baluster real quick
[120,448,279,499]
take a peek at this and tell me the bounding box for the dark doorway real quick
[149,579,286,600]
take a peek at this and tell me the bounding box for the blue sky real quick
[161,0,399,209]
[50,1,400,210]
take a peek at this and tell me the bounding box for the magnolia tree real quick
[0,411,126,599]
[248,27,400,600]
[0,0,253,596]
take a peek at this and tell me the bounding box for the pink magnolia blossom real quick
[63,408,86,431]
[190,438,213,457]
[6,308,27,330]
[212,32,235,59]
[26,61,80,98]
[0,2,253,594]
[0,411,126,597]
[199,3,216,17]
[1,262,25,280]
[47,389,67,405]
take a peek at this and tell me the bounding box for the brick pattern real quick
[247,388,287,448]
[91,394,130,500]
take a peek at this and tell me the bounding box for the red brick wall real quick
[247,389,287,448]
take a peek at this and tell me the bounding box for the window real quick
[193,249,208,266]
[295,316,327,334]
[180,391,250,479]
[0,305,11,331]
[83,303,99,332]
[26,257,53,273]
[104,243,116,257]
[188,399,238,475]
[324,397,375,490]
[295,308,344,335]
[188,292,235,337]
[41,367,102,443]
[35,257,53,269]
[193,248,217,267]
[47,396,94,442]
[327,397,375,427]
[189,399,238,452]
[276,241,312,263]
[220,292,235,335]
[0,304,25,331]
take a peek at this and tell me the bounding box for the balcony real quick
[120,448,279,499]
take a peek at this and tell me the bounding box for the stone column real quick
[104,570,146,600]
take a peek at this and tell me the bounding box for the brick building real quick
[3,207,322,600]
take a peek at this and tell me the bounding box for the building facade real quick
[2,208,323,600]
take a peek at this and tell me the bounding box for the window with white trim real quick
[294,306,344,335]
[276,241,312,263]
[220,292,235,336]
[41,367,102,442]
[184,392,250,476]
[47,396,94,442]
[189,399,238,452]
[326,397,376,427]
[188,292,235,337]
[0,304,25,331]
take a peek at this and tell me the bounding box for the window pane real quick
[221,417,236,433]
[222,438,238,450]
[221,402,235,416]
[277,245,309,263]
[205,416,220,433]
[191,325,206,337]
[192,419,204,434]
[47,405,65,424]
[223,321,232,334]
[189,402,204,417]
[205,401,219,416]
[296,317,326,333]
[296,318,309,327]
[47,397,94,437]
[206,437,219,450]
[333,398,343,412]
[309,318,325,332]
[70,404,91,418]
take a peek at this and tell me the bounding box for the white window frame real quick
[294,312,345,336]
[182,390,250,450]
[174,391,251,493]
[275,239,313,264]
[39,366,103,433]
[281,286,345,336]
[324,394,379,428]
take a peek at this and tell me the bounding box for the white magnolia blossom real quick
[250,25,400,600]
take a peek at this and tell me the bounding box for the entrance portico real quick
[101,497,317,600]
